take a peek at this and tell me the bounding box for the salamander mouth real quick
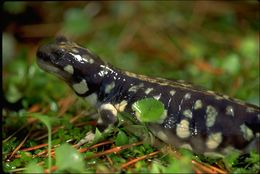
[36,56,71,82]
[36,43,71,82]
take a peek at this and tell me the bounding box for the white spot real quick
[194,100,202,110]
[206,105,218,127]
[225,106,234,116]
[105,82,115,94]
[157,131,168,142]
[184,93,191,100]
[69,52,84,63]
[223,95,230,100]
[100,103,118,116]
[183,109,192,119]
[153,93,161,100]
[59,41,66,45]
[72,79,89,94]
[115,100,128,112]
[233,98,245,105]
[72,48,79,53]
[176,119,190,139]
[145,88,154,95]
[206,132,222,149]
[63,65,74,74]
[180,144,193,151]
[240,124,254,141]
[82,54,94,64]
[98,70,107,77]
[215,96,223,100]
[97,117,103,124]
[100,65,114,73]
[246,107,255,113]
[169,90,176,96]
[193,127,198,135]
[85,93,98,107]
[128,85,138,92]
[207,90,215,95]
[89,58,94,64]
[128,83,144,92]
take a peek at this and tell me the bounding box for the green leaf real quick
[223,151,240,169]
[30,113,57,130]
[55,143,85,172]
[132,98,165,123]
[93,125,115,144]
[151,161,164,173]
[30,113,58,171]
[24,161,44,173]
[164,156,192,173]
[115,130,129,146]
[94,128,102,142]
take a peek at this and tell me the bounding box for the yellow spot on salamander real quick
[206,105,218,127]
[206,132,222,149]
[184,93,191,100]
[153,93,161,100]
[215,96,223,100]
[105,82,115,94]
[145,88,153,95]
[176,119,190,139]
[169,90,176,96]
[246,107,255,113]
[183,109,193,118]
[63,65,74,74]
[115,100,128,112]
[72,79,89,94]
[72,48,79,53]
[240,124,254,141]
[225,105,234,116]
[194,100,202,110]
[82,54,94,64]
[100,103,117,116]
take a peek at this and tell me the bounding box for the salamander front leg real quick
[97,103,118,131]
[76,103,118,147]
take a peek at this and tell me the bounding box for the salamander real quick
[36,36,260,155]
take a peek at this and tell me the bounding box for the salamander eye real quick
[53,48,65,58]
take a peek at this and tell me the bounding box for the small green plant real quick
[132,98,165,123]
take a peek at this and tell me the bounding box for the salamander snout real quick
[37,44,66,64]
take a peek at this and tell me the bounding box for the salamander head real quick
[36,36,108,96]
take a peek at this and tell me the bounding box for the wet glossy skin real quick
[37,36,260,155]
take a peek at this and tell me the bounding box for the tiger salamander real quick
[36,36,260,155]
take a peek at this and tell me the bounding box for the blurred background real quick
[3,1,259,108]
